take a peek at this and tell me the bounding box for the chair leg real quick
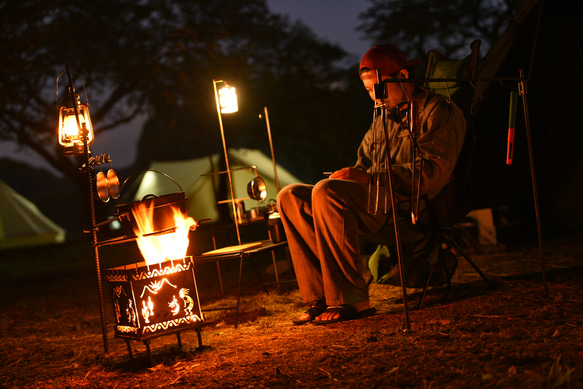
[445,237,494,288]
[418,267,434,309]
[235,254,243,329]
[374,233,491,309]
[418,261,452,309]
[270,250,281,287]
[247,255,269,295]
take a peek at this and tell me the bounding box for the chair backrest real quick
[424,39,481,224]
[424,39,481,119]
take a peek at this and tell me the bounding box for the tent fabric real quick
[467,0,583,233]
[130,148,303,223]
[0,180,66,250]
[472,0,540,112]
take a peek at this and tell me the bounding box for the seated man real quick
[277,44,467,325]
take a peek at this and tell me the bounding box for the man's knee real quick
[313,179,336,197]
[278,183,304,203]
[276,184,291,204]
[277,184,313,213]
[313,179,354,204]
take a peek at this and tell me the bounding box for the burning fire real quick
[131,203,196,265]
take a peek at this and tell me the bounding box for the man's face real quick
[361,71,406,110]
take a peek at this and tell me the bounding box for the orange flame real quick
[131,203,196,265]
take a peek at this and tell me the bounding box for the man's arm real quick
[329,167,370,183]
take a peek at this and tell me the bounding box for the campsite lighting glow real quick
[213,79,243,245]
[218,84,238,113]
[57,93,94,155]
[56,70,94,156]
[131,202,196,266]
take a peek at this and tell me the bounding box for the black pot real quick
[115,192,186,238]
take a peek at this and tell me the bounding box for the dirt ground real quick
[1,230,582,388]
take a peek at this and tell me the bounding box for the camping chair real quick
[367,39,493,308]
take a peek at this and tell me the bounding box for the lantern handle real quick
[56,69,90,107]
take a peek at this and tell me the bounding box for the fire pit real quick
[102,176,207,359]
[106,256,203,346]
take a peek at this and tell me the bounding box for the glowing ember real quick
[131,203,196,265]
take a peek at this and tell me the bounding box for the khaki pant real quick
[277,179,402,306]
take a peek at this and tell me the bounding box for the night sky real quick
[0,1,371,175]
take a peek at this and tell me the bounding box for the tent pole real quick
[262,107,280,193]
[518,69,547,296]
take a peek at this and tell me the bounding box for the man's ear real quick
[398,69,409,79]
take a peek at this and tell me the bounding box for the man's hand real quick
[329,167,370,184]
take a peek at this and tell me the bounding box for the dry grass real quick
[1,232,582,388]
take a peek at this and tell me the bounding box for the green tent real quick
[0,180,66,250]
[129,148,303,223]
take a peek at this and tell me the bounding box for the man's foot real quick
[292,300,327,325]
[313,302,376,325]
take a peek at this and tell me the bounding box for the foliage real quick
[357,0,519,61]
[0,0,364,189]
[134,11,366,182]
[1,0,525,190]
[1,0,157,183]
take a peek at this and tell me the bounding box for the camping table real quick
[193,240,290,328]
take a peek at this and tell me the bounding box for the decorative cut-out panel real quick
[106,256,204,340]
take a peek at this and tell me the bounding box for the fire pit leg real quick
[176,332,182,349]
[196,328,203,348]
[144,340,153,364]
[125,340,133,359]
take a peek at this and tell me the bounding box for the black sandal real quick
[292,300,327,325]
[312,305,377,325]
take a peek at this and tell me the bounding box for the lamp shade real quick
[218,85,238,113]
[58,93,93,155]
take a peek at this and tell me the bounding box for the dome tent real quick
[0,180,66,250]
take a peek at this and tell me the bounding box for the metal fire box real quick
[106,256,204,341]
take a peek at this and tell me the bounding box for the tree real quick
[357,0,518,61]
[1,0,166,187]
[0,0,358,194]
[132,6,367,184]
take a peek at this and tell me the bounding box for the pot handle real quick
[118,169,184,198]
[140,193,159,202]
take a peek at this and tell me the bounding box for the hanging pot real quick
[114,170,187,238]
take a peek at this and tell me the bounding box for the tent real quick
[462,0,583,236]
[0,180,66,250]
[128,148,303,223]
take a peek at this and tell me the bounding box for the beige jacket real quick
[354,87,467,201]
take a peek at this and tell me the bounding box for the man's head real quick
[359,44,420,79]
[359,44,420,108]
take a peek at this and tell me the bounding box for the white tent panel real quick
[0,181,66,250]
